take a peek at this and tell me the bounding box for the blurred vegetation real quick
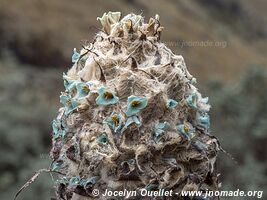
[0,0,266,199]
[205,67,267,198]
[0,0,267,81]
[0,56,62,199]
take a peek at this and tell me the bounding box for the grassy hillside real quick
[0,0,266,81]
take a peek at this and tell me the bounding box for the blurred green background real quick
[0,0,266,199]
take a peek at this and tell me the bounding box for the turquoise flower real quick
[196,112,210,130]
[146,181,159,191]
[80,176,98,188]
[177,122,195,140]
[97,134,109,145]
[52,120,61,139]
[125,95,148,116]
[121,115,141,132]
[201,97,209,104]
[72,48,80,63]
[58,176,69,184]
[51,159,64,171]
[63,73,77,92]
[162,158,177,167]
[60,94,79,115]
[103,112,123,132]
[193,141,207,152]
[166,99,178,109]
[96,87,119,106]
[120,159,136,172]
[52,119,66,139]
[154,121,170,140]
[186,93,198,109]
[127,159,135,165]
[76,82,91,99]
[69,176,80,186]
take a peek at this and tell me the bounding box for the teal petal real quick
[72,48,80,63]
[146,182,159,191]
[166,99,178,108]
[121,115,141,132]
[51,119,66,139]
[186,93,198,109]
[177,122,195,140]
[80,176,98,188]
[52,120,60,139]
[156,122,170,130]
[127,159,135,165]
[197,112,210,130]
[51,160,64,171]
[60,94,79,115]
[193,141,207,152]
[155,121,170,139]
[60,94,71,106]
[69,176,80,186]
[125,95,148,116]
[61,130,67,138]
[97,134,109,145]
[201,97,209,104]
[96,87,119,106]
[76,82,90,99]
[58,176,69,185]
[103,112,123,132]
[162,158,177,166]
[126,115,141,126]
[63,73,77,92]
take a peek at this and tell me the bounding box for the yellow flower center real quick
[104,91,114,99]
[131,123,138,129]
[66,99,72,107]
[131,100,141,107]
[82,85,90,93]
[111,115,119,126]
[184,124,190,133]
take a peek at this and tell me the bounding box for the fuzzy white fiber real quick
[50,12,220,200]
